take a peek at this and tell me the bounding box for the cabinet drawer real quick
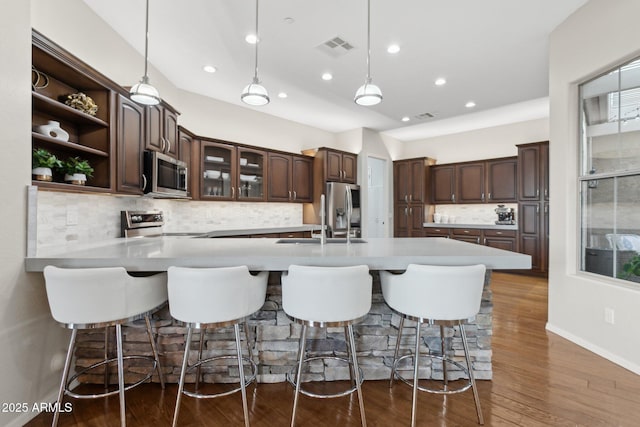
[452,228,482,237]
[483,229,517,238]
[424,227,450,236]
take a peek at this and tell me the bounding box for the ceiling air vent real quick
[316,36,355,58]
[415,112,436,120]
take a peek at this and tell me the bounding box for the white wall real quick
[398,118,549,163]
[548,0,640,374]
[1,3,71,427]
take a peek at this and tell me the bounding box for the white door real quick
[367,157,387,237]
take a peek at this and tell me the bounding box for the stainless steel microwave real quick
[143,151,188,198]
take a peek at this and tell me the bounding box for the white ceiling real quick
[82,0,587,141]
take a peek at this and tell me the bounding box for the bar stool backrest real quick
[44,266,131,325]
[380,264,486,321]
[282,265,372,323]
[167,266,268,324]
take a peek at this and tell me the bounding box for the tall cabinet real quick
[517,141,549,275]
[393,157,436,237]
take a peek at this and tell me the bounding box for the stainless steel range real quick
[121,211,165,238]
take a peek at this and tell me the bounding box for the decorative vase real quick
[33,120,69,142]
[64,173,87,185]
[32,167,53,182]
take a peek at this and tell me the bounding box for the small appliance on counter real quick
[495,204,516,225]
[121,210,165,238]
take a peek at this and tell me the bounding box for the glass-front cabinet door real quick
[237,147,266,201]
[201,140,236,200]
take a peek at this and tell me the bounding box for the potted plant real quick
[61,156,94,185]
[619,253,640,282]
[32,148,61,182]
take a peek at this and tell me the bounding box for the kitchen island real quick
[26,238,530,384]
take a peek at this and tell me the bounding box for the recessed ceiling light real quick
[245,34,258,44]
[387,44,400,54]
[277,92,288,98]
[465,101,476,108]
[322,73,333,81]
[284,17,295,24]
[203,65,217,73]
[401,116,410,122]
[435,77,446,86]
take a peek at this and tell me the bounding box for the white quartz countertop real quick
[423,223,518,230]
[25,237,531,272]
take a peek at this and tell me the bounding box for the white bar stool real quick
[167,266,268,427]
[43,266,167,427]
[281,265,372,427]
[380,264,486,426]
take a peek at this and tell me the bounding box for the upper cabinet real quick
[267,153,313,203]
[431,157,517,204]
[393,158,435,237]
[199,140,267,202]
[306,148,357,184]
[178,126,196,198]
[31,30,118,192]
[145,102,179,158]
[115,94,144,194]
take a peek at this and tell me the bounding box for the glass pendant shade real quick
[241,78,270,106]
[130,76,160,106]
[354,79,382,106]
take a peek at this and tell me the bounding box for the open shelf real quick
[32,92,108,127]
[32,132,109,157]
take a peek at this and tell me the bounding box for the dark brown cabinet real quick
[267,153,312,203]
[178,127,195,198]
[393,158,434,237]
[431,157,517,204]
[457,162,485,203]
[305,147,357,184]
[486,157,518,202]
[425,227,517,250]
[451,228,482,244]
[484,229,518,251]
[31,30,116,193]
[116,95,144,194]
[145,103,179,158]
[517,141,549,275]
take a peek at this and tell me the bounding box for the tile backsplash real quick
[433,203,517,225]
[29,187,303,251]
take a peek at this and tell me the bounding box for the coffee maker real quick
[495,205,515,224]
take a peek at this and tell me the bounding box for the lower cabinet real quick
[425,227,518,251]
[394,204,425,237]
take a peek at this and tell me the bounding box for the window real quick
[580,57,640,284]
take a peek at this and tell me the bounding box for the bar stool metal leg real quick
[104,327,110,389]
[195,328,205,391]
[344,326,356,384]
[347,324,367,427]
[115,324,127,426]
[234,323,250,427]
[440,324,448,388]
[460,323,484,425]
[290,324,307,427]
[145,315,165,389]
[52,329,77,427]
[173,327,193,427]
[411,322,421,427]
[390,316,405,387]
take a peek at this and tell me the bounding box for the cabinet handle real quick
[484,238,487,245]
[160,138,166,152]
[544,188,548,198]
[481,193,485,202]
[409,207,413,215]
[544,205,549,214]
[488,192,492,200]
[404,195,408,203]
[451,194,456,202]
[293,191,297,200]
[476,237,481,244]
[536,188,540,198]
[404,207,408,216]
[536,204,540,213]
[463,230,470,233]
[289,190,292,200]
[142,174,147,191]
[496,231,503,235]
[409,194,413,202]
[166,139,171,153]
[231,187,235,198]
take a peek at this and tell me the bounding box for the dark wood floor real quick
[27,273,640,426]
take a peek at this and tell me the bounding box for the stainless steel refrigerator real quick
[325,182,361,237]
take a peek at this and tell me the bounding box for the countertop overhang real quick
[25,237,531,272]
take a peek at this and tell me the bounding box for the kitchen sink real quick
[275,238,367,244]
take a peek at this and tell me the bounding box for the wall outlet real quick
[66,208,78,225]
[604,307,615,324]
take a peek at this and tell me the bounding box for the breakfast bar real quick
[26,237,530,384]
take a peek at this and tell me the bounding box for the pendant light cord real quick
[143,0,150,79]
[253,0,260,82]
[366,0,371,81]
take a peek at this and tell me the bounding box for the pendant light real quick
[130,0,161,106]
[241,0,270,106]
[354,0,382,106]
